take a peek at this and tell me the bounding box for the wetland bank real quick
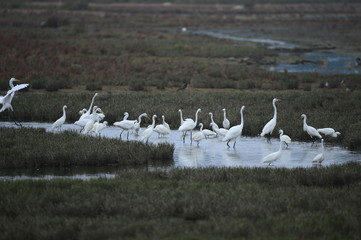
[1,1,361,239]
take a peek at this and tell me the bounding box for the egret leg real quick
[190,131,193,144]
[226,140,231,149]
[10,110,22,127]
[285,142,289,148]
[182,132,186,143]
[233,140,237,149]
[266,134,271,143]
[127,131,129,140]
[120,130,124,139]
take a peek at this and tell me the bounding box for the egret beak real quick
[276,98,283,101]
[146,116,151,121]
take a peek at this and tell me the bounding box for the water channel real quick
[1,121,360,180]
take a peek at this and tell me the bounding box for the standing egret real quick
[301,114,322,144]
[192,123,206,146]
[222,106,245,149]
[83,106,103,135]
[312,139,325,164]
[52,105,67,131]
[178,108,201,144]
[222,108,230,129]
[210,122,228,137]
[92,121,108,136]
[140,114,157,143]
[200,124,217,138]
[260,98,282,143]
[74,93,98,128]
[154,115,171,137]
[209,112,219,130]
[133,113,149,136]
[279,129,291,148]
[317,128,341,138]
[113,112,136,140]
[261,140,283,166]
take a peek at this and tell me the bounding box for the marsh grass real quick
[0,162,360,240]
[0,127,174,169]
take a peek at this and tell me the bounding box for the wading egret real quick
[52,105,67,130]
[201,125,217,138]
[222,108,230,129]
[140,114,157,143]
[192,123,206,146]
[83,106,103,135]
[178,108,201,144]
[261,98,282,143]
[133,113,149,136]
[312,139,325,164]
[317,128,341,138]
[210,122,228,137]
[154,115,171,137]
[222,106,245,149]
[279,129,291,148]
[301,114,322,144]
[113,112,136,140]
[209,112,219,130]
[74,93,98,128]
[92,121,108,136]
[261,140,283,166]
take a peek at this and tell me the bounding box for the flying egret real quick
[261,98,282,143]
[52,105,67,131]
[113,112,136,140]
[178,108,201,144]
[301,114,322,144]
[261,140,283,166]
[140,114,157,143]
[192,123,206,146]
[317,128,341,138]
[279,129,291,148]
[222,106,245,149]
[74,93,98,128]
[210,122,228,137]
[209,112,219,130]
[133,113,149,136]
[312,139,325,165]
[222,108,230,129]
[0,78,29,126]
[154,115,171,137]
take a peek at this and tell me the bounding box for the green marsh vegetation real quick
[1,162,361,240]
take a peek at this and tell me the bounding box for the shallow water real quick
[1,121,360,179]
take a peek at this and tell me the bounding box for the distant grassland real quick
[1,162,360,240]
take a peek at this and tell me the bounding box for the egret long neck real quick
[194,110,200,125]
[89,94,97,114]
[240,108,244,125]
[223,110,226,120]
[303,116,307,130]
[151,116,156,127]
[179,111,184,124]
[272,100,277,120]
[62,107,67,117]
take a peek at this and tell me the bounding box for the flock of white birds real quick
[1,78,341,166]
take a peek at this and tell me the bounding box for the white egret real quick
[261,140,283,166]
[92,121,108,136]
[133,113,149,136]
[210,122,228,137]
[52,105,67,130]
[83,106,103,135]
[154,115,171,137]
[113,112,136,140]
[140,114,157,143]
[222,106,245,149]
[261,98,282,143]
[178,108,201,144]
[312,139,325,164]
[74,93,98,128]
[279,129,291,148]
[201,124,217,138]
[192,123,206,146]
[301,114,322,144]
[178,109,185,126]
[317,128,341,138]
[222,108,230,129]
[209,112,219,130]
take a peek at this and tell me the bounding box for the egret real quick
[209,112,219,130]
[82,106,103,135]
[178,108,201,144]
[222,108,230,129]
[210,122,228,137]
[261,98,282,143]
[261,140,283,166]
[200,124,217,138]
[192,123,206,146]
[154,115,171,137]
[140,114,157,143]
[301,114,322,144]
[74,93,98,128]
[0,78,29,126]
[312,139,325,165]
[317,128,341,138]
[52,105,67,130]
[113,112,136,140]
[133,113,149,136]
[279,129,291,148]
[178,109,185,125]
[92,121,108,136]
[222,106,245,149]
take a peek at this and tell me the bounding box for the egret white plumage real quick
[192,123,206,146]
[317,128,341,138]
[301,114,322,144]
[133,113,149,136]
[222,108,230,129]
[74,93,98,128]
[260,98,282,143]
[312,139,325,164]
[140,114,157,143]
[222,106,245,149]
[279,129,291,148]
[113,112,136,140]
[201,125,217,138]
[261,140,283,166]
[92,121,108,136]
[82,106,103,135]
[209,112,219,130]
[210,122,228,137]
[154,115,171,137]
[52,105,67,130]
[178,108,201,144]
